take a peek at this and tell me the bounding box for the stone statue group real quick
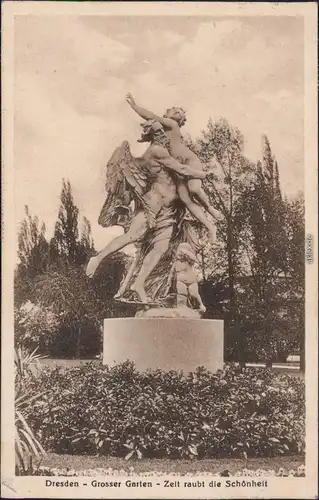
[86,94,221,314]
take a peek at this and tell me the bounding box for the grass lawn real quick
[42,454,304,475]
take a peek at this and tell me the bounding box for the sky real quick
[14,15,304,252]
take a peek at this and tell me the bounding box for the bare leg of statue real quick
[187,179,221,221]
[189,282,206,312]
[177,182,216,241]
[114,246,142,299]
[176,281,188,308]
[86,212,147,278]
[130,238,170,302]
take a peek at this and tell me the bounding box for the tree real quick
[32,268,102,358]
[189,119,255,363]
[15,206,50,307]
[51,179,81,267]
[81,216,94,253]
[77,216,95,264]
[283,194,305,370]
[51,180,95,268]
[196,119,254,311]
[17,205,50,275]
[31,252,136,358]
[284,194,305,279]
[236,137,304,365]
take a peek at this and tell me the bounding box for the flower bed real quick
[27,362,305,460]
[31,465,306,477]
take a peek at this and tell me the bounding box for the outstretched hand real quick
[126,92,136,108]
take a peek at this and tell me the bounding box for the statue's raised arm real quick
[126,93,177,131]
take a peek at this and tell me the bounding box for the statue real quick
[175,242,206,313]
[86,120,207,305]
[86,99,221,314]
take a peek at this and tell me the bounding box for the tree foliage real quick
[17,206,50,275]
[188,123,304,364]
[193,119,255,321]
[50,179,94,268]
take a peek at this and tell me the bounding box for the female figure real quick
[126,93,221,240]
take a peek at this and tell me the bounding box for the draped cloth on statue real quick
[119,200,201,302]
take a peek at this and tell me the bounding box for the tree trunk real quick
[227,228,236,320]
[227,226,244,366]
[264,298,275,368]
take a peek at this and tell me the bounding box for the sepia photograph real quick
[1,1,318,499]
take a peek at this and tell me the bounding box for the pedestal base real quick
[103,318,224,373]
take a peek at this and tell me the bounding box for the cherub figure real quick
[175,242,206,313]
[126,93,221,240]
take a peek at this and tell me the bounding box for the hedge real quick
[27,362,305,460]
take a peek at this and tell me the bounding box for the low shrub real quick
[26,362,305,460]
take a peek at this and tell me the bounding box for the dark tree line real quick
[15,179,136,358]
[15,119,305,366]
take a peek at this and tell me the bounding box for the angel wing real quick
[98,141,149,229]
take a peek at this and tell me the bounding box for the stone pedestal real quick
[103,317,224,374]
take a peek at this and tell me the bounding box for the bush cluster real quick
[27,363,305,460]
